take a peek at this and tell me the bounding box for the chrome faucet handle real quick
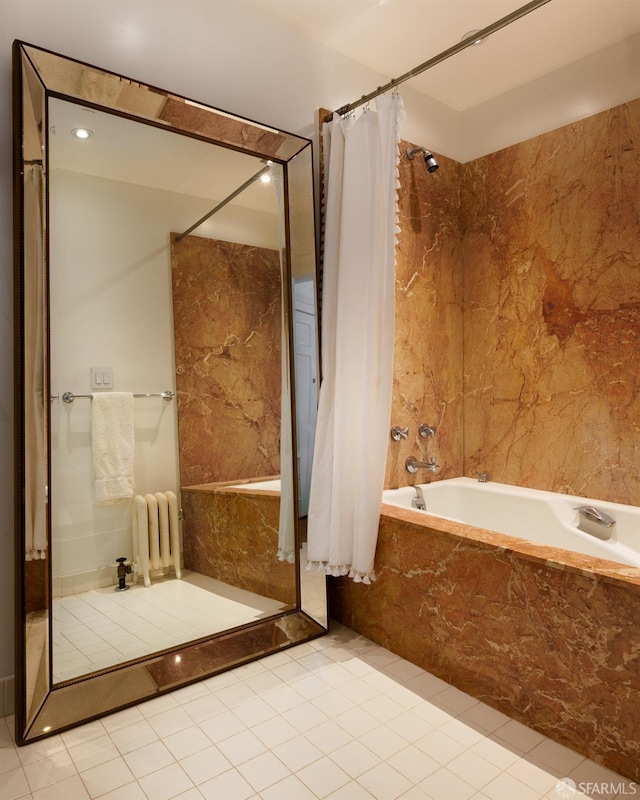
[419,424,436,438]
[391,425,409,441]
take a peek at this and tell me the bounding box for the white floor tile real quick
[198,710,246,744]
[31,774,90,800]
[198,768,255,800]
[216,731,267,766]
[333,706,380,738]
[297,755,351,798]
[271,736,324,772]
[0,766,31,800]
[305,719,353,754]
[527,737,586,773]
[236,751,291,793]
[162,726,213,760]
[136,763,194,799]
[418,766,477,800]
[414,728,468,765]
[179,745,233,785]
[80,755,136,799]
[108,720,159,755]
[506,755,565,795]
[69,734,121,772]
[492,718,546,753]
[259,774,317,799]
[358,761,413,800]
[249,716,298,749]
[92,781,147,800]
[123,740,175,779]
[482,770,542,800]
[329,739,381,778]
[387,745,440,785]
[4,623,632,800]
[447,749,503,790]
[0,746,20,775]
[23,750,77,792]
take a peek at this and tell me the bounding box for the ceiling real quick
[50,98,281,214]
[247,0,640,112]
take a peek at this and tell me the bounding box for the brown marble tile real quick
[171,234,282,486]
[387,145,464,489]
[181,484,296,607]
[461,99,640,505]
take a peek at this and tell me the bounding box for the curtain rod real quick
[175,164,271,243]
[325,0,553,121]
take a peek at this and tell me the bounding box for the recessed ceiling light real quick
[71,127,93,139]
[461,29,485,46]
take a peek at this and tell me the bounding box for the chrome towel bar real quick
[54,390,175,404]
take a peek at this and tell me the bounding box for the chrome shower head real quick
[406,146,439,173]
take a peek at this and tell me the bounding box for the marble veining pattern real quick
[461,99,640,506]
[386,145,464,489]
[387,98,639,506]
[181,485,296,607]
[171,234,282,486]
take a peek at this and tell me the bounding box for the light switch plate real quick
[91,367,113,389]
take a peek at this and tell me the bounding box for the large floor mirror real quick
[14,40,326,744]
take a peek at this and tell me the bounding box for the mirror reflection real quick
[47,99,296,683]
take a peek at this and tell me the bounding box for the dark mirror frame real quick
[13,40,326,745]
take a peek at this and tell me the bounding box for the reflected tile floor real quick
[2,623,634,800]
[51,571,288,682]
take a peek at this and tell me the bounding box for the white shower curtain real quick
[307,93,403,583]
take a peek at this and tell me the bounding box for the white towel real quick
[91,392,134,501]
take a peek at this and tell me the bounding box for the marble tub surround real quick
[181,483,296,608]
[386,144,464,490]
[171,234,282,486]
[385,98,640,505]
[461,97,640,506]
[329,505,640,782]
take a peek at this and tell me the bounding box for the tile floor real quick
[49,572,288,682]
[1,622,634,800]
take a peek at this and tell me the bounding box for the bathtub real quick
[229,478,281,492]
[330,477,640,781]
[382,477,640,568]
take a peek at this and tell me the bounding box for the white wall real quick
[49,170,180,589]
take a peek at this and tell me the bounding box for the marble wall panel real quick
[386,145,464,489]
[329,509,640,782]
[181,485,296,607]
[462,99,640,505]
[171,234,282,486]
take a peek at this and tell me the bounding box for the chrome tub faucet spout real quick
[406,455,440,474]
[575,505,615,528]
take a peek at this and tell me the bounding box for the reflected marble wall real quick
[181,485,296,606]
[171,234,282,486]
[462,98,640,506]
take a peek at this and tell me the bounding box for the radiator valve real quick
[115,557,133,592]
